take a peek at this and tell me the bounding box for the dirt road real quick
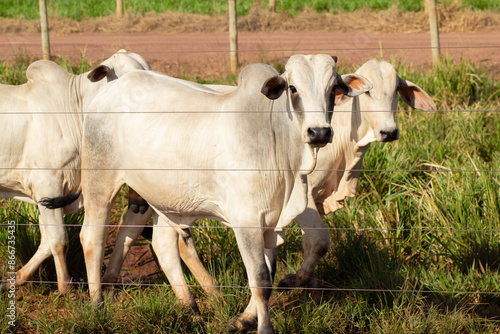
[1,31,499,76]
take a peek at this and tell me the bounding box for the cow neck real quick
[270,96,311,235]
[320,99,376,215]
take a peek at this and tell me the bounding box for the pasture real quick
[1,2,500,333]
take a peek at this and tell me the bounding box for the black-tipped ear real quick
[261,76,287,100]
[87,65,113,82]
[331,55,338,63]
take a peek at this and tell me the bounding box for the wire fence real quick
[1,40,500,298]
[3,279,500,296]
[1,44,500,58]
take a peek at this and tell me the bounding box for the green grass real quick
[1,55,500,332]
[0,0,498,20]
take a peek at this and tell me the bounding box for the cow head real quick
[339,58,436,143]
[261,54,372,148]
[87,49,152,83]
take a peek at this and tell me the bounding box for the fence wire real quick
[2,279,500,296]
[2,222,500,234]
[0,109,499,114]
[1,42,500,300]
[0,44,499,58]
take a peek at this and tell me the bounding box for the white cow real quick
[103,58,436,305]
[0,50,151,294]
[42,54,373,334]
[278,58,437,290]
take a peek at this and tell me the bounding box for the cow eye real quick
[289,85,297,94]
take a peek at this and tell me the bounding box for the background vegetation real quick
[0,0,499,20]
[0,50,499,333]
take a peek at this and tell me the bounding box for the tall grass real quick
[0,0,498,20]
[1,55,500,332]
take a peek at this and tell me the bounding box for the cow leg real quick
[80,179,121,305]
[178,228,220,296]
[151,215,200,314]
[80,208,110,305]
[27,206,71,294]
[278,205,330,291]
[229,227,274,334]
[264,248,278,283]
[14,215,52,287]
[102,207,153,284]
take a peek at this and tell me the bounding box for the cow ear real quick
[282,56,290,65]
[261,76,287,100]
[87,65,114,82]
[397,77,437,111]
[334,89,351,106]
[336,73,373,97]
[331,55,338,63]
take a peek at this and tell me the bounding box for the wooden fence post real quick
[426,0,440,64]
[117,0,124,18]
[228,0,238,74]
[39,0,50,60]
[269,0,276,12]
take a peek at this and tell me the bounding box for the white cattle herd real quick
[0,50,435,334]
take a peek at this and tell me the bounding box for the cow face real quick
[354,59,401,143]
[261,54,373,148]
[87,49,152,83]
[350,58,436,143]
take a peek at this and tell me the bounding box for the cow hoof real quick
[278,273,312,292]
[189,303,201,316]
[101,274,119,284]
[227,315,257,333]
[277,273,297,291]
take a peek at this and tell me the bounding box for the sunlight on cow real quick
[41,54,372,334]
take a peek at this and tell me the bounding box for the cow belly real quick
[125,173,227,222]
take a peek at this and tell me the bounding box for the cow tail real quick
[39,187,82,209]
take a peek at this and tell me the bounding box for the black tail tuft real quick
[39,190,81,209]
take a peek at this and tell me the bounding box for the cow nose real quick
[307,127,333,146]
[380,129,399,142]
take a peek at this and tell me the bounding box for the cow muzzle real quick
[307,127,333,147]
[379,128,399,142]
